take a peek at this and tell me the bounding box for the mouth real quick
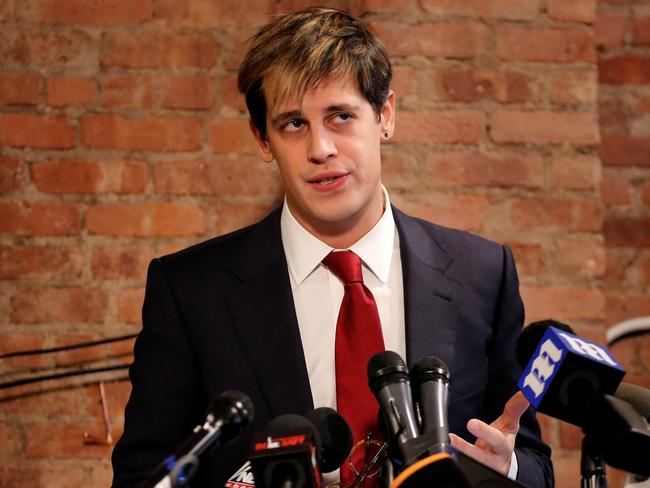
[308,172,349,191]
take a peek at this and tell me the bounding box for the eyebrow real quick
[270,103,361,127]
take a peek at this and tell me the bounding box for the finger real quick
[466,418,510,456]
[449,433,493,468]
[492,391,530,433]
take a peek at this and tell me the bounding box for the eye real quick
[281,119,304,132]
[332,112,353,124]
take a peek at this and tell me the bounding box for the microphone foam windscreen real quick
[305,407,353,472]
[515,320,573,369]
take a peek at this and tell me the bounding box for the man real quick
[112,7,553,488]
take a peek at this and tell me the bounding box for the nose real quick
[307,126,337,164]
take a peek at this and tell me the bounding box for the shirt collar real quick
[281,186,396,285]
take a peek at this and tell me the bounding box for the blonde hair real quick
[237,7,392,139]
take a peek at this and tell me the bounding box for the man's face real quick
[252,75,395,245]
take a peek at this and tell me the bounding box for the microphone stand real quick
[581,436,607,488]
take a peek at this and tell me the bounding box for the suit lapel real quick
[393,208,461,372]
[224,208,313,417]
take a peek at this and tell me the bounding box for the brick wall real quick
[0,0,647,486]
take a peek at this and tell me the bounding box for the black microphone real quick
[410,356,451,455]
[305,407,353,473]
[249,413,328,488]
[615,382,650,419]
[139,390,254,488]
[367,350,420,466]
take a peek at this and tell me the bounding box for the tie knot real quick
[323,251,363,285]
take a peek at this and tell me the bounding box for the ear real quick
[379,90,396,138]
[249,119,274,163]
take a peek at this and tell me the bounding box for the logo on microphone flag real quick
[225,460,255,488]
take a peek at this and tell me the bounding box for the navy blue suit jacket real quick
[111,206,553,488]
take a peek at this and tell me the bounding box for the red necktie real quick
[323,251,385,487]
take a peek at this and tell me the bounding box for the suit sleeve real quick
[111,258,206,488]
[485,245,554,488]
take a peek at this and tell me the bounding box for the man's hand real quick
[448,391,530,475]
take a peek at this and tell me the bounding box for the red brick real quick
[510,197,602,231]
[491,111,599,145]
[554,239,605,279]
[550,70,598,105]
[595,11,627,47]
[392,65,418,99]
[632,15,650,45]
[0,113,75,149]
[101,31,219,68]
[25,421,114,458]
[605,292,650,326]
[473,0,540,20]
[52,333,103,367]
[394,110,485,144]
[0,245,82,279]
[547,0,596,23]
[642,182,650,205]
[155,0,271,28]
[0,202,79,236]
[0,72,40,105]
[0,157,25,192]
[559,422,583,448]
[604,249,635,286]
[219,73,246,113]
[598,97,627,134]
[0,28,97,68]
[418,0,540,19]
[643,332,650,365]
[601,174,631,205]
[91,244,153,279]
[424,151,543,188]
[550,155,600,190]
[81,114,202,151]
[153,159,281,195]
[371,21,488,59]
[215,202,279,235]
[521,285,605,321]
[210,118,259,154]
[507,242,544,276]
[117,287,144,325]
[0,0,12,21]
[100,74,155,108]
[388,0,466,14]
[86,381,132,425]
[599,134,650,166]
[86,202,206,237]
[0,466,87,487]
[10,287,108,324]
[0,332,46,368]
[604,216,650,247]
[161,75,214,110]
[34,0,153,24]
[46,75,96,107]
[428,68,537,103]
[599,55,650,84]
[31,159,147,194]
[383,153,424,192]
[109,337,136,365]
[390,193,489,232]
[641,255,650,285]
[496,26,595,62]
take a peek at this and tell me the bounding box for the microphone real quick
[249,408,353,488]
[410,356,451,455]
[367,351,420,466]
[305,407,353,473]
[517,320,650,478]
[615,382,650,420]
[139,390,254,488]
[516,319,625,426]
